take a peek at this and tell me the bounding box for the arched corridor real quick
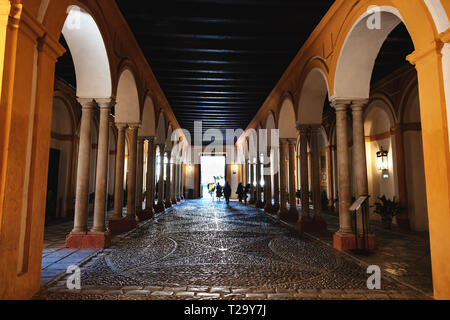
[0,0,449,302]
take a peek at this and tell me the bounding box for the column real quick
[249,160,255,204]
[332,100,354,250]
[256,151,264,208]
[171,160,177,204]
[273,147,280,213]
[298,126,310,221]
[287,139,299,221]
[91,99,112,242]
[70,99,95,235]
[264,146,273,213]
[277,139,288,217]
[155,145,166,213]
[67,99,95,248]
[351,100,374,249]
[136,137,145,213]
[309,125,327,232]
[111,124,126,221]
[393,124,410,230]
[125,124,139,225]
[310,125,323,220]
[144,137,155,218]
[165,153,172,208]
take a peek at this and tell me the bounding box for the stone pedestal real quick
[66,232,111,249]
[278,207,299,223]
[137,209,154,221]
[154,202,165,213]
[108,218,139,234]
[296,218,327,233]
[333,233,375,252]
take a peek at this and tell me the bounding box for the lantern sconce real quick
[376,146,389,179]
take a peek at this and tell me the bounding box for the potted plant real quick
[372,195,401,229]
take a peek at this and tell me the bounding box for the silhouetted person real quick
[236,183,244,203]
[224,181,232,205]
[216,183,223,200]
[244,184,251,205]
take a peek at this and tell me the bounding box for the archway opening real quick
[41,5,112,287]
[334,9,432,294]
[200,155,226,199]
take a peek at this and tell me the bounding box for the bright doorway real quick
[200,155,226,198]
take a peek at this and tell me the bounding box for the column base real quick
[296,217,327,233]
[256,200,265,209]
[397,217,411,232]
[137,209,154,221]
[264,202,273,214]
[176,197,181,202]
[271,204,280,215]
[333,233,375,252]
[154,202,165,213]
[165,200,172,208]
[278,207,298,223]
[65,232,111,249]
[108,217,139,234]
[171,198,177,205]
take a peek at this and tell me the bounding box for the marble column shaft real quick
[72,99,96,234]
[310,125,322,220]
[92,99,112,233]
[288,139,298,211]
[165,154,172,205]
[279,139,288,210]
[333,101,353,234]
[299,126,310,220]
[112,124,127,220]
[136,137,145,211]
[126,125,139,220]
[145,137,155,211]
[157,145,165,204]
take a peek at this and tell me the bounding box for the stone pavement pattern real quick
[34,199,429,300]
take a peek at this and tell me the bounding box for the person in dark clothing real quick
[223,181,232,205]
[215,183,223,200]
[244,184,251,205]
[236,183,244,203]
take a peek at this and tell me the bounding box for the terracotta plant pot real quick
[382,219,392,229]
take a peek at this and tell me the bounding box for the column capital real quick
[115,122,127,130]
[127,123,141,130]
[95,98,115,110]
[296,124,310,133]
[351,99,369,111]
[279,138,289,145]
[287,138,297,145]
[330,98,352,111]
[77,98,96,109]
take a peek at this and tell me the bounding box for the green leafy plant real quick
[372,195,401,221]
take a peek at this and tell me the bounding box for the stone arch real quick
[155,111,167,145]
[61,5,112,98]
[139,95,156,138]
[364,98,397,220]
[115,68,141,124]
[297,63,330,125]
[278,95,297,139]
[330,1,438,100]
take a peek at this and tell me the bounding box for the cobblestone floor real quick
[295,210,433,296]
[34,199,430,300]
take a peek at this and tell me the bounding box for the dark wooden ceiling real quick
[114,0,334,138]
[55,1,414,141]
